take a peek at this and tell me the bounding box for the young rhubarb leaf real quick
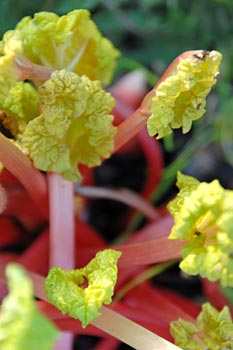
[0,10,119,181]
[147,50,222,138]
[168,172,233,287]
[21,70,116,181]
[0,49,39,139]
[171,302,233,350]
[0,82,39,138]
[45,249,122,327]
[1,9,119,84]
[0,263,58,350]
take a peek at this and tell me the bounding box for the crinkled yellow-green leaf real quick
[21,70,116,181]
[0,52,39,138]
[21,114,77,179]
[0,82,39,138]
[147,50,222,138]
[167,171,200,218]
[168,172,233,287]
[3,82,38,121]
[171,303,233,350]
[45,249,122,327]
[0,53,19,103]
[0,263,58,350]
[1,9,119,84]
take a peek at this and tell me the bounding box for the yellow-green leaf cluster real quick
[21,70,116,181]
[45,249,122,327]
[0,264,58,350]
[1,9,119,85]
[168,172,233,287]
[0,82,39,138]
[0,9,120,181]
[3,82,38,122]
[147,50,222,138]
[171,303,233,350]
[0,53,39,138]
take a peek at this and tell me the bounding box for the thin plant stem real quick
[114,108,149,152]
[115,260,178,301]
[0,133,49,219]
[76,236,183,267]
[91,306,182,350]
[48,173,75,269]
[0,266,184,350]
[16,56,54,83]
[116,237,183,266]
[23,270,183,350]
[114,50,203,153]
[48,172,75,349]
[76,185,159,220]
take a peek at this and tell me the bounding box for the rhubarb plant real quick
[171,303,233,350]
[45,249,122,327]
[168,172,233,287]
[0,7,231,350]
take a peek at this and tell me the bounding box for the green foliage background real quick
[0,0,232,169]
[1,1,233,70]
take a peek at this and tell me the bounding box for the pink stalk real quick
[76,185,159,221]
[127,214,174,242]
[114,109,149,152]
[114,50,204,152]
[112,298,185,342]
[48,173,75,269]
[0,133,48,219]
[117,237,183,266]
[48,172,75,349]
[91,306,182,350]
[16,56,54,83]
[38,299,169,340]
[53,312,171,342]
[0,267,184,349]
[76,236,183,268]
[112,97,163,200]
